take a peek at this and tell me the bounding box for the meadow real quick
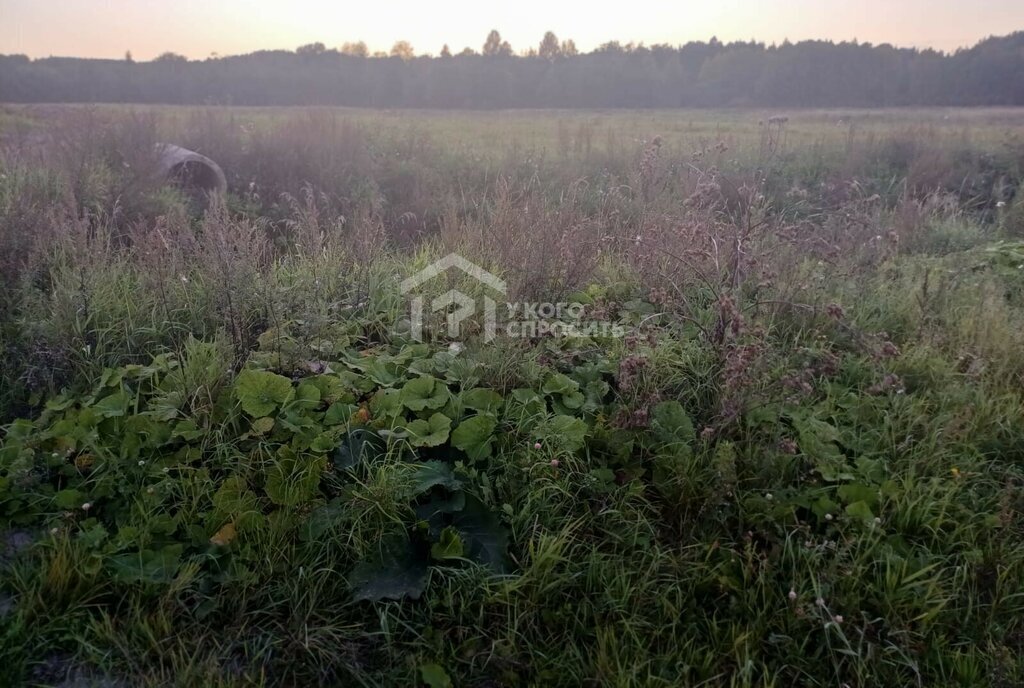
[1,104,1024,686]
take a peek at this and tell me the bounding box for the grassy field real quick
[7,104,1024,155]
[2,105,1024,686]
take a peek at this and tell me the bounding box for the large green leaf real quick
[461,388,503,415]
[323,402,358,426]
[838,482,879,508]
[172,419,205,442]
[235,370,294,418]
[506,388,546,424]
[350,533,429,601]
[415,491,467,537]
[793,415,843,459]
[212,475,258,515]
[300,499,346,542]
[544,372,586,415]
[305,375,354,404]
[368,387,399,419]
[451,415,497,461]
[452,493,509,573]
[333,429,384,470]
[400,375,449,411]
[537,415,589,452]
[845,500,876,524]
[557,390,586,410]
[650,400,695,446]
[581,378,610,411]
[335,369,375,394]
[410,461,463,495]
[405,413,452,448]
[369,388,402,418]
[93,390,130,418]
[542,373,579,396]
[291,381,322,410]
[249,416,275,436]
[106,544,183,584]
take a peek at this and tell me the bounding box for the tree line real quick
[1,30,1022,108]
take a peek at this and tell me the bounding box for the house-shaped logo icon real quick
[400,253,506,343]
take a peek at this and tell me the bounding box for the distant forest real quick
[2,30,1023,108]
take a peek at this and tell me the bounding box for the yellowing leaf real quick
[251,417,275,435]
[209,522,237,546]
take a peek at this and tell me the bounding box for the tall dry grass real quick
[1,107,1022,417]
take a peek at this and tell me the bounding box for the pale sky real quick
[1,0,1022,60]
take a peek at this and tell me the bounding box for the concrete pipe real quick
[155,143,227,197]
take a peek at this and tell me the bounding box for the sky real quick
[1,0,1022,60]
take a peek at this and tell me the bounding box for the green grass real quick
[8,103,1024,156]
[1,107,1024,686]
